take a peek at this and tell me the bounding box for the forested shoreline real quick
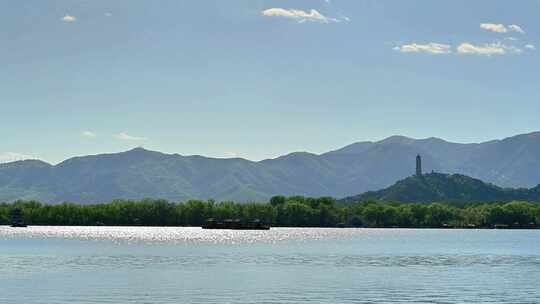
[1,196,539,229]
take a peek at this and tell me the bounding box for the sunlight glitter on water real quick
[0,226,376,244]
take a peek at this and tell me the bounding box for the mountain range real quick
[1,131,540,203]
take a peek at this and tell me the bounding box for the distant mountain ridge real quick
[340,173,540,204]
[2,131,540,203]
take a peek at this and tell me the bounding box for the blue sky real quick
[1,0,539,164]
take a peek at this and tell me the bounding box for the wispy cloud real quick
[115,132,147,141]
[261,8,348,23]
[393,43,451,54]
[456,42,521,56]
[396,42,530,56]
[395,23,533,57]
[480,23,525,34]
[104,12,113,17]
[508,25,525,34]
[81,131,97,138]
[0,152,38,163]
[62,15,77,23]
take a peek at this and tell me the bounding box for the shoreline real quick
[3,225,539,230]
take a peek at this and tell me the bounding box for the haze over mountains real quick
[1,132,540,204]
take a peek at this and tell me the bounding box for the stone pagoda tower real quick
[416,154,422,176]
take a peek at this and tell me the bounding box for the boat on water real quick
[202,218,270,230]
[10,223,28,228]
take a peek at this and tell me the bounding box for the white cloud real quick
[115,132,147,141]
[393,42,452,54]
[457,43,504,55]
[456,42,522,56]
[62,15,77,23]
[0,152,38,163]
[104,12,113,17]
[508,24,525,34]
[480,23,508,33]
[81,131,97,138]
[480,23,525,34]
[261,8,347,23]
[395,23,530,58]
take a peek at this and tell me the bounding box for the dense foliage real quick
[341,173,540,204]
[1,196,539,228]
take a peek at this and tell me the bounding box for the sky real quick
[1,0,539,164]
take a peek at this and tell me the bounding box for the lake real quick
[1,226,539,304]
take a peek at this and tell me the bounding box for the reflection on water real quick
[0,226,373,244]
[1,226,539,304]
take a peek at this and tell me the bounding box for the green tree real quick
[270,195,286,207]
[282,202,317,227]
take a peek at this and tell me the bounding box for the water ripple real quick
[2,226,540,304]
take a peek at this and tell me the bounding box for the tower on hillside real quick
[416,154,422,176]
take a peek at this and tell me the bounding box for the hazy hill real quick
[340,173,540,204]
[1,131,540,203]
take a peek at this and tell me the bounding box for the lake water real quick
[1,227,539,304]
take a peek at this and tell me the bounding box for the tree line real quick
[1,196,539,228]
